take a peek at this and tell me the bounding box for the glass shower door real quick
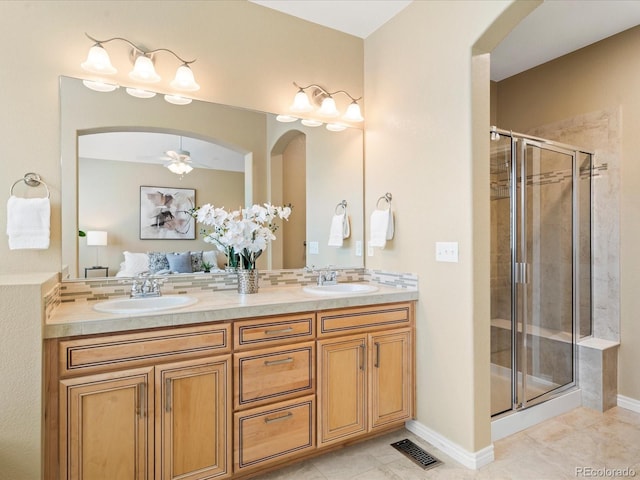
[514,140,576,408]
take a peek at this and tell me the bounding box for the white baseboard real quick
[617,394,640,413]
[405,420,494,470]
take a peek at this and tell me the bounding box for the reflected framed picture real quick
[140,186,195,240]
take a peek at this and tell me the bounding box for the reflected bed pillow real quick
[148,252,169,273]
[166,251,193,273]
[123,251,149,275]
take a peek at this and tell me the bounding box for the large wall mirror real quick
[60,76,364,280]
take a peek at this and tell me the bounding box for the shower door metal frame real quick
[494,127,593,414]
[512,138,578,410]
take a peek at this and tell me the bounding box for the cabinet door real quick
[317,334,367,446]
[60,367,153,480]
[156,356,231,480]
[369,329,413,429]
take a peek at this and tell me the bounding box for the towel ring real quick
[335,200,347,215]
[376,192,392,209]
[10,173,50,199]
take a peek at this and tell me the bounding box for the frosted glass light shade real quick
[290,90,313,112]
[276,114,298,123]
[86,230,108,246]
[326,123,347,132]
[82,80,119,92]
[343,102,364,122]
[129,55,161,83]
[164,94,192,105]
[318,96,339,117]
[126,87,156,99]
[81,45,117,74]
[170,64,200,91]
[301,119,322,127]
[167,161,193,175]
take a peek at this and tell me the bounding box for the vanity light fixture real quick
[80,33,199,103]
[279,81,364,131]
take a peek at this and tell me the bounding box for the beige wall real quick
[363,0,534,453]
[0,2,362,478]
[79,158,244,276]
[495,26,640,402]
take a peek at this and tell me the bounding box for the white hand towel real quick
[6,195,51,250]
[369,208,394,248]
[328,213,346,247]
[342,213,350,240]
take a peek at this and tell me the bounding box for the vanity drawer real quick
[233,312,315,350]
[234,395,316,472]
[234,342,315,409]
[318,302,414,337]
[59,323,231,377]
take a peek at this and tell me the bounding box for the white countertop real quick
[45,283,418,338]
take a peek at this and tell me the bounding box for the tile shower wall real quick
[529,108,620,342]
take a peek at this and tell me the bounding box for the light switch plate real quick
[436,241,459,262]
[355,240,363,256]
[309,241,319,255]
[367,244,374,257]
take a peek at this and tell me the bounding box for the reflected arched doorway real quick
[270,130,307,269]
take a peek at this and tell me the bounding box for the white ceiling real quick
[253,0,640,81]
[79,132,246,172]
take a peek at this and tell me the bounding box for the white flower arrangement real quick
[192,203,292,270]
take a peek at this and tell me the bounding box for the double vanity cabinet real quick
[45,295,415,480]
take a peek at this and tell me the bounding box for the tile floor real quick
[252,407,640,479]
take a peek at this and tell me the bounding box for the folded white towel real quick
[369,208,394,248]
[6,195,51,250]
[328,213,348,247]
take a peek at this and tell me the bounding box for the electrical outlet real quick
[309,241,319,255]
[355,240,363,256]
[435,241,459,262]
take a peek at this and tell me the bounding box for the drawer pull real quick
[264,327,294,335]
[264,412,293,424]
[264,357,294,366]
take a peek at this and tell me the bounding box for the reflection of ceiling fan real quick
[165,137,193,175]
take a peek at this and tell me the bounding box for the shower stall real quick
[490,127,593,417]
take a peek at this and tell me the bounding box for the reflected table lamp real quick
[86,230,108,267]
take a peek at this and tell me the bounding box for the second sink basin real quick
[93,295,198,314]
[303,283,379,295]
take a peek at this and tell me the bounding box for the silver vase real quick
[237,269,259,294]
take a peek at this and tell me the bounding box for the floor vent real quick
[390,439,443,470]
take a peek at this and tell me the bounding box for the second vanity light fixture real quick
[277,82,364,131]
[80,33,200,105]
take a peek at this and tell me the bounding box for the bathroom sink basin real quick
[302,283,379,295]
[93,295,198,314]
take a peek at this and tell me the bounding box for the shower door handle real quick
[515,262,529,284]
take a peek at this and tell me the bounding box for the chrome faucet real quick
[317,269,338,286]
[130,273,163,298]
